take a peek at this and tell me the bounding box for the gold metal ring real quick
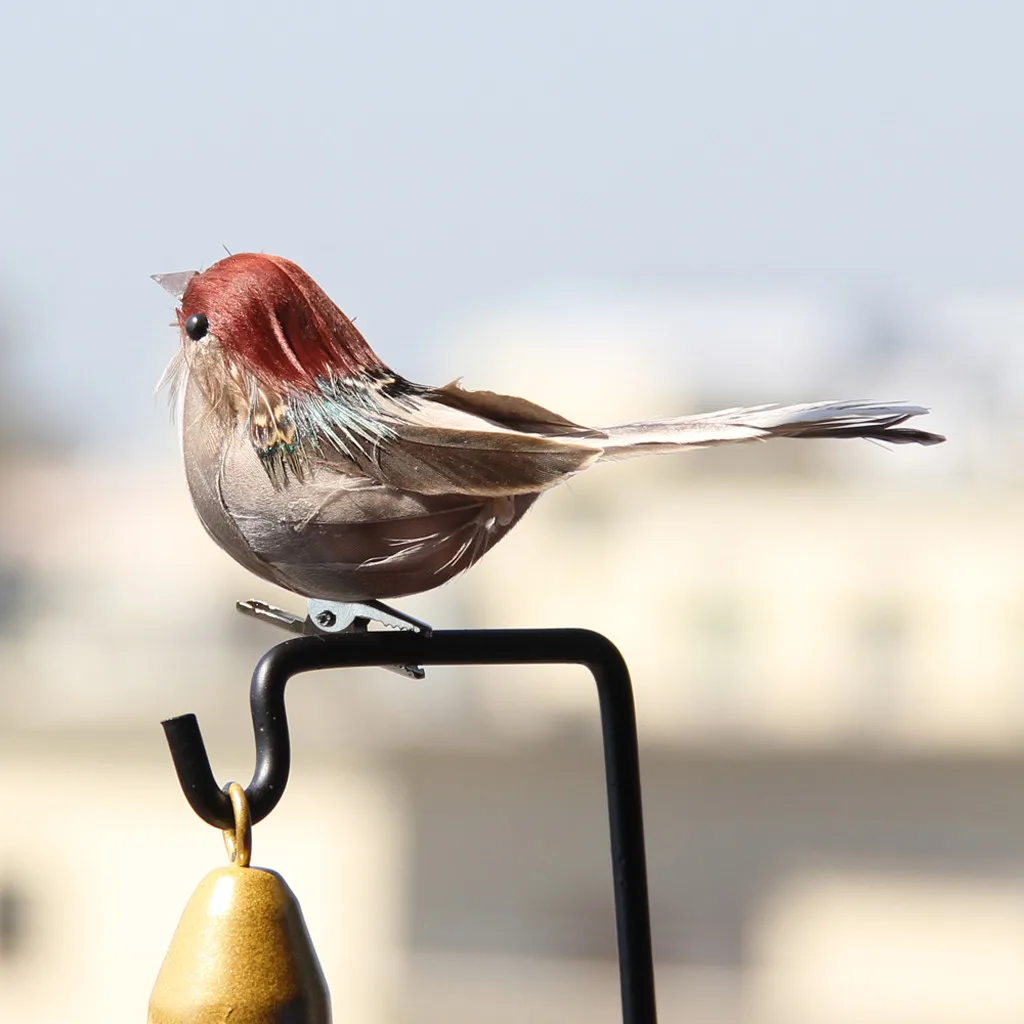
[222,782,252,867]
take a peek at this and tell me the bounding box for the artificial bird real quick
[155,254,943,640]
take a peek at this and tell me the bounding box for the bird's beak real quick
[151,270,197,301]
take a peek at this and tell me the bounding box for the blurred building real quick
[1,293,1022,1024]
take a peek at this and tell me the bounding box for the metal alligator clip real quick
[235,597,431,679]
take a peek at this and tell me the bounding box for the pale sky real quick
[1,1,1021,454]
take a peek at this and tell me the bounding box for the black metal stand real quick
[162,628,657,1024]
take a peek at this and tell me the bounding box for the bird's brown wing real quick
[313,379,605,498]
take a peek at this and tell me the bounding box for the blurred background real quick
[1,2,1022,1021]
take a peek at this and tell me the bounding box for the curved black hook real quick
[162,627,656,1024]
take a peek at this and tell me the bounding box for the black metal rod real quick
[162,627,657,1024]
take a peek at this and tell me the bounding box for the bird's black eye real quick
[185,312,209,341]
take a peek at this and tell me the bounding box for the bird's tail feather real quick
[597,401,944,461]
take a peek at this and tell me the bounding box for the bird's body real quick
[180,366,541,600]
[157,254,944,603]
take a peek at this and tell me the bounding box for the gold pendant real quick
[148,783,331,1023]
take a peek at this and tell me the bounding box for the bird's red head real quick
[178,254,384,388]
